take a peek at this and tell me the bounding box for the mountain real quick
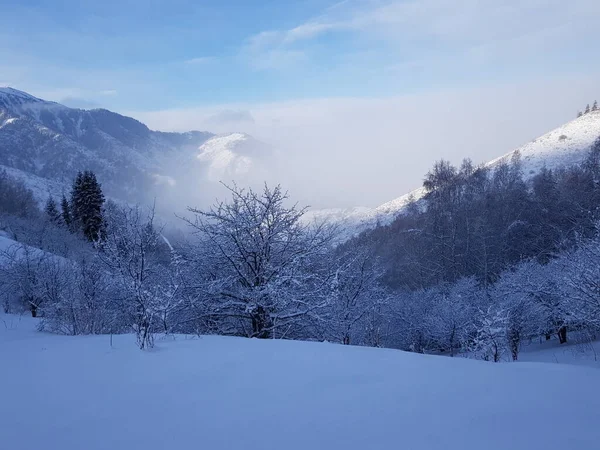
[2,87,600,234]
[0,87,268,208]
[322,110,600,236]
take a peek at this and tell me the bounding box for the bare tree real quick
[325,246,388,346]
[185,183,336,339]
[98,204,178,349]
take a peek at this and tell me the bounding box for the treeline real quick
[349,137,600,290]
[1,177,385,350]
[578,100,598,117]
[2,136,600,361]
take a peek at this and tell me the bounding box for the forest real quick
[2,137,600,361]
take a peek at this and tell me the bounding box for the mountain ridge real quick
[0,87,267,209]
[318,109,600,236]
[2,87,599,234]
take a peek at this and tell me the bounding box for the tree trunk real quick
[251,306,271,339]
[558,326,567,344]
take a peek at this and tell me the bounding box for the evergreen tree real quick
[585,104,591,114]
[44,196,60,224]
[577,111,583,118]
[593,101,598,112]
[70,171,105,242]
[61,194,72,229]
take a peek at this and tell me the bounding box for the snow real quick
[1,313,599,450]
[0,116,18,128]
[196,133,253,181]
[518,334,600,369]
[0,164,68,205]
[488,111,600,176]
[0,87,44,102]
[314,111,600,238]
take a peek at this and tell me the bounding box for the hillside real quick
[0,87,268,208]
[329,111,600,235]
[3,87,600,235]
[1,312,599,450]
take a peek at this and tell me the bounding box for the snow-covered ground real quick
[1,313,599,450]
[518,334,600,369]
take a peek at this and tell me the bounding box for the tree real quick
[325,246,388,346]
[578,111,583,118]
[0,243,60,318]
[44,197,61,224]
[425,278,478,356]
[470,306,507,362]
[70,171,105,242]
[61,194,72,229]
[585,104,591,114]
[186,183,335,339]
[0,170,39,218]
[593,101,598,112]
[98,204,175,349]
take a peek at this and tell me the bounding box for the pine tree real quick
[585,104,591,114]
[593,100,598,112]
[61,194,72,229]
[44,196,60,224]
[70,171,105,242]
[578,111,583,118]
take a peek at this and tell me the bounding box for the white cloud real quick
[184,57,215,65]
[130,74,600,208]
[243,0,600,71]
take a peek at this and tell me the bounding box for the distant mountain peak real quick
[0,87,49,105]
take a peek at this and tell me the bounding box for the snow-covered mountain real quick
[0,87,269,206]
[319,110,600,236]
[3,87,600,235]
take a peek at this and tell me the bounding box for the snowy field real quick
[1,313,599,450]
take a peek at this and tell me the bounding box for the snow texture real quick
[1,312,599,450]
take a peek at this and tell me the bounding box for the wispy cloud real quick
[243,0,600,71]
[184,56,216,65]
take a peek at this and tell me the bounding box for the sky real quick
[1,0,600,208]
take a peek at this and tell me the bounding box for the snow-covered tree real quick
[424,278,479,356]
[0,243,68,318]
[61,194,72,229]
[592,101,598,112]
[98,204,176,349]
[558,233,600,334]
[0,170,39,219]
[70,171,105,242]
[585,104,591,114]
[325,246,388,346]
[470,306,507,362]
[186,183,336,339]
[44,197,61,224]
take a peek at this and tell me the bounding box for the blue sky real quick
[2,0,599,111]
[2,0,600,207]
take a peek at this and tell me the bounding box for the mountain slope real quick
[328,111,600,235]
[0,87,268,207]
[2,313,600,450]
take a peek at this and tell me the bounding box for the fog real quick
[132,74,599,211]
